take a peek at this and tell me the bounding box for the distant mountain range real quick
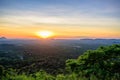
[0,37,7,39]
[0,36,119,41]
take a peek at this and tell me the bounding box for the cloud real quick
[0,2,120,28]
[0,11,119,27]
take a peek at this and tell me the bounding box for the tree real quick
[66,44,120,80]
[0,65,4,79]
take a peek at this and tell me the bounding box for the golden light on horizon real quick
[36,31,54,39]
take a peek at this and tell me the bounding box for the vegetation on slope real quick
[0,44,120,80]
[66,44,120,80]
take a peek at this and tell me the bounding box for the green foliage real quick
[1,44,120,80]
[66,44,120,80]
[0,65,4,78]
[33,70,55,80]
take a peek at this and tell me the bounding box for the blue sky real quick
[0,0,120,18]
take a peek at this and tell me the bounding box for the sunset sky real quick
[0,0,120,39]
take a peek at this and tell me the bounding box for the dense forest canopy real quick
[1,39,118,74]
[0,44,120,80]
[66,44,120,80]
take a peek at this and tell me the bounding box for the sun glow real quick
[36,31,54,38]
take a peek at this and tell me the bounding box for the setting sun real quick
[36,31,54,38]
